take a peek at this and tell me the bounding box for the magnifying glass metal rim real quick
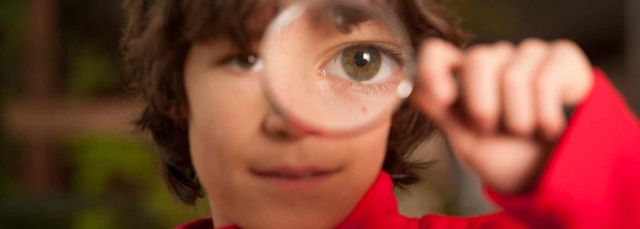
[259,0,418,137]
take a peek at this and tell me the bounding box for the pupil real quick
[238,55,256,69]
[340,45,381,82]
[353,51,370,67]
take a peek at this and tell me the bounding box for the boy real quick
[122,0,640,228]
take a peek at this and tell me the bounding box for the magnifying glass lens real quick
[260,1,416,136]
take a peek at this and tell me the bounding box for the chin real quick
[229,193,351,229]
[237,214,340,229]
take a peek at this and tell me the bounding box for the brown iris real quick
[234,54,258,69]
[340,45,381,81]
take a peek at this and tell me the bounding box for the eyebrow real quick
[233,1,375,53]
[328,4,373,34]
[231,0,282,53]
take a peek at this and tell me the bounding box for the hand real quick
[411,38,594,194]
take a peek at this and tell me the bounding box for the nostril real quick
[261,110,307,140]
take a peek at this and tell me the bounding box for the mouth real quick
[250,165,341,190]
[251,166,341,179]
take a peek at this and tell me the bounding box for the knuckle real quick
[419,40,437,57]
[519,38,547,49]
[466,46,494,65]
[421,38,451,53]
[494,40,515,50]
[469,104,495,124]
[551,39,581,54]
[519,40,548,56]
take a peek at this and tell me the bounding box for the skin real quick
[412,38,593,194]
[185,37,387,229]
[183,3,593,229]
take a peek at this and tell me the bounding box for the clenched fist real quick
[411,38,594,194]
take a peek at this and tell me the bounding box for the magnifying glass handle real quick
[563,106,575,121]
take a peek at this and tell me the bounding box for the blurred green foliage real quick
[65,136,210,229]
[0,0,210,228]
[66,45,118,101]
[0,135,210,228]
[60,0,126,101]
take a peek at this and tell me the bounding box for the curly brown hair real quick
[122,0,466,205]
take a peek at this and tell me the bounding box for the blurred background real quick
[0,0,637,228]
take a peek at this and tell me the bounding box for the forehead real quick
[185,0,386,34]
[247,0,385,38]
[185,0,390,48]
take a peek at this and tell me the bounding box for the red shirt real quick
[176,69,640,229]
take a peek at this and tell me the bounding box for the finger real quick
[412,38,463,123]
[551,40,594,106]
[535,44,571,140]
[502,39,548,136]
[460,41,514,133]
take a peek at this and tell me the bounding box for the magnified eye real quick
[323,44,401,84]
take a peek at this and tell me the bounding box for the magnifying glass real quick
[260,0,416,136]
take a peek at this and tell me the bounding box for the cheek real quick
[184,67,267,201]
[343,119,390,190]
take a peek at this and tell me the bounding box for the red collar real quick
[175,172,414,229]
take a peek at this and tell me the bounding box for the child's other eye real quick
[322,44,402,84]
[223,54,264,72]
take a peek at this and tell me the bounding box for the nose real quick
[261,110,308,140]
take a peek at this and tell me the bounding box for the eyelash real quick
[218,53,257,66]
[334,42,405,67]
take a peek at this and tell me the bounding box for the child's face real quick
[182,4,392,227]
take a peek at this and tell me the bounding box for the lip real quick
[250,165,341,191]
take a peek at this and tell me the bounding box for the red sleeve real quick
[420,69,640,229]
